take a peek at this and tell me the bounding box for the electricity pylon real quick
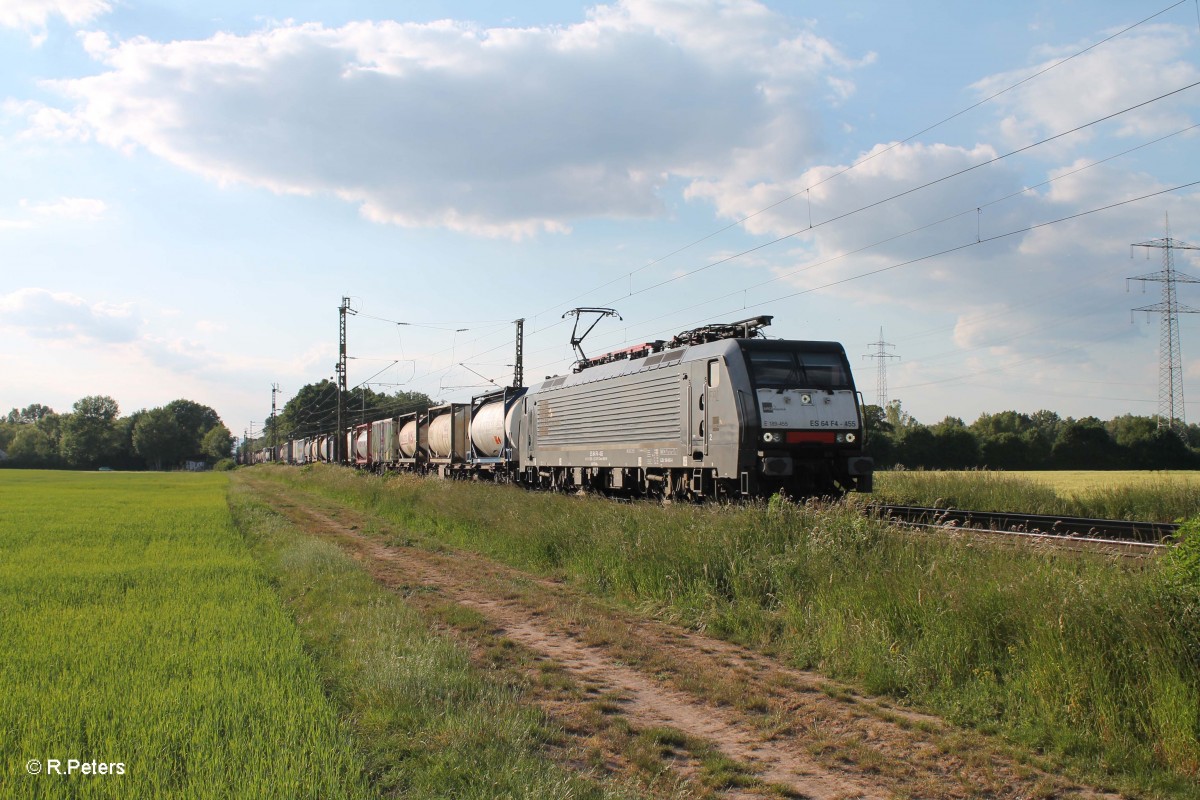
[862,328,899,410]
[1129,215,1200,440]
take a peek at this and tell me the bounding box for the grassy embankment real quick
[872,469,1200,521]
[263,464,1200,799]
[0,470,616,800]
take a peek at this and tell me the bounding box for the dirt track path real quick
[244,476,1121,800]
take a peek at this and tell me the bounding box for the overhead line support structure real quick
[513,318,524,388]
[336,296,354,463]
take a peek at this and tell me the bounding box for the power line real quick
[528,0,1191,319]
[587,80,1200,309]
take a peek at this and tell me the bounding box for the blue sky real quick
[2,0,1199,440]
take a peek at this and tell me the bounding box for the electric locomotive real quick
[517,316,872,498]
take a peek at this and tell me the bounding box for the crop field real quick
[872,469,1200,521]
[0,471,371,799]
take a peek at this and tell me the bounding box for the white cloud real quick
[0,196,108,229]
[3,99,92,141]
[0,288,137,343]
[971,25,1200,151]
[21,196,108,220]
[31,0,863,238]
[0,0,111,33]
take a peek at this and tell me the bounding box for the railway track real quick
[868,504,1177,557]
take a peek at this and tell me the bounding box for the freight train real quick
[250,316,873,498]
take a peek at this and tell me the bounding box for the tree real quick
[1051,417,1122,470]
[7,425,58,464]
[861,404,897,466]
[885,399,918,430]
[110,410,147,471]
[272,382,433,441]
[60,395,121,468]
[201,424,234,462]
[894,425,938,469]
[6,403,54,424]
[164,399,221,456]
[929,417,979,469]
[133,408,190,471]
[978,432,1034,470]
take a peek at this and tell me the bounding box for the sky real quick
[2,0,1199,441]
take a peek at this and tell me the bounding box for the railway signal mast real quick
[1129,215,1200,440]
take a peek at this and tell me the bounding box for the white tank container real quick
[470,400,507,457]
[355,430,369,459]
[428,413,453,457]
[399,419,419,457]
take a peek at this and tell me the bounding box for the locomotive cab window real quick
[745,349,850,390]
[707,359,720,388]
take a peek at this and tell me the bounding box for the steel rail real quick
[866,504,1176,557]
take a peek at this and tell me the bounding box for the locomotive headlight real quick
[845,432,857,443]
[762,431,781,443]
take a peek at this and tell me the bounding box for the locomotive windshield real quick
[745,348,851,390]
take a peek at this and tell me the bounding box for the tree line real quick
[864,402,1200,470]
[0,397,234,471]
[240,381,433,457]
[9,390,1191,473]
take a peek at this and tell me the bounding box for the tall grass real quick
[873,469,1200,521]
[227,479,620,800]
[263,465,1200,797]
[0,471,370,799]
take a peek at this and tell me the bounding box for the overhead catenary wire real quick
[450,80,1200,381]
[528,0,1192,320]
[448,113,1200,384]
[514,180,1199,386]
[583,81,1200,309]
[392,169,1195,403]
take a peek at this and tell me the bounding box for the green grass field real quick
[0,470,371,799]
